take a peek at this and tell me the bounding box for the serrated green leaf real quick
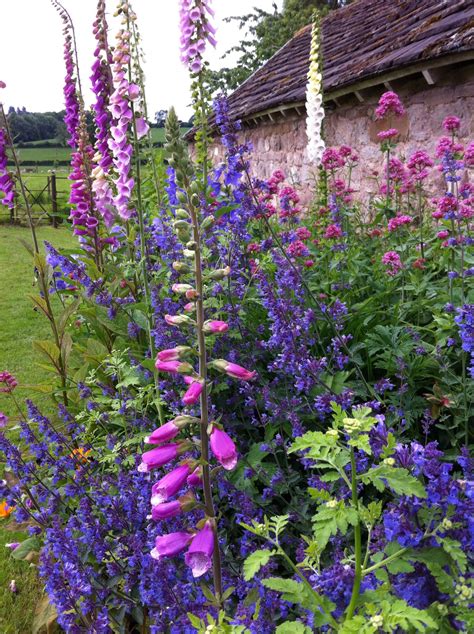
[275,622,311,634]
[361,466,426,498]
[243,549,273,581]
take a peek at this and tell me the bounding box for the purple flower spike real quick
[185,521,215,578]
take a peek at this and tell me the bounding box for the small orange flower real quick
[70,447,92,465]
[0,500,14,518]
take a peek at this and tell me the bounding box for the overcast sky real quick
[1,0,283,119]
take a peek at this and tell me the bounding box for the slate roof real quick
[224,0,474,121]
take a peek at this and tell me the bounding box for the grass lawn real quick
[0,225,77,632]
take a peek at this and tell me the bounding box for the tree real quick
[207,0,353,93]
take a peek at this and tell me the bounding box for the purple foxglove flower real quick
[150,532,193,560]
[203,320,229,334]
[135,116,149,139]
[210,427,238,470]
[5,542,19,550]
[145,416,199,445]
[151,500,181,520]
[182,378,204,406]
[138,443,180,472]
[151,464,191,505]
[145,421,180,444]
[155,360,193,374]
[0,411,8,427]
[185,522,215,578]
[172,283,194,294]
[156,346,191,362]
[209,359,257,381]
[187,466,203,487]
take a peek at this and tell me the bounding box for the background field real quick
[0,226,77,632]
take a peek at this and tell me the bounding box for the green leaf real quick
[361,466,427,498]
[33,340,60,368]
[32,595,59,634]
[11,536,42,560]
[439,537,467,572]
[243,549,273,581]
[275,622,312,633]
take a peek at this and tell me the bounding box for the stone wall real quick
[207,63,474,204]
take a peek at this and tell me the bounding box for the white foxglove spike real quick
[305,17,325,165]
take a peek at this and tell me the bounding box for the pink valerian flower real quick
[322,147,345,171]
[0,129,15,209]
[412,258,426,270]
[287,240,309,258]
[382,251,403,276]
[443,116,461,132]
[377,128,399,141]
[179,0,216,73]
[138,442,189,472]
[150,531,193,560]
[375,91,405,119]
[0,372,17,393]
[296,227,311,241]
[437,230,450,240]
[182,377,204,406]
[151,464,192,505]
[338,145,359,164]
[202,320,229,334]
[387,215,413,232]
[435,136,463,158]
[464,142,474,168]
[209,359,257,381]
[407,150,434,182]
[209,427,238,470]
[324,224,343,240]
[185,521,215,577]
[0,411,8,427]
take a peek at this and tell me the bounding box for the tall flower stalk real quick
[305,13,325,165]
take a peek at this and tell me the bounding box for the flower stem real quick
[189,199,223,604]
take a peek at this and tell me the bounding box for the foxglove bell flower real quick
[209,359,257,381]
[150,531,193,560]
[182,377,204,406]
[185,521,215,578]
[305,17,325,164]
[155,360,194,374]
[210,427,238,470]
[138,442,187,472]
[145,416,198,444]
[187,466,203,487]
[178,0,216,74]
[151,464,192,505]
[151,492,196,520]
[157,346,192,362]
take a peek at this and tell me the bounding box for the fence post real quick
[51,171,58,228]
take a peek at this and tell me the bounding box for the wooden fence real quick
[1,172,69,227]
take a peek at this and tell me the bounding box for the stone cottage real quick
[202,0,474,197]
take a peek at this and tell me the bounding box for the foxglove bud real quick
[172,284,194,294]
[165,314,194,326]
[176,208,189,219]
[184,302,196,312]
[151,492,197,519]
[203,320,229,335]
[172,261,191,274]
[187,466,203,487]
[208,266,231,280]
[185,288,199,300]
[200,216,215,231]
[183,249,196,258]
